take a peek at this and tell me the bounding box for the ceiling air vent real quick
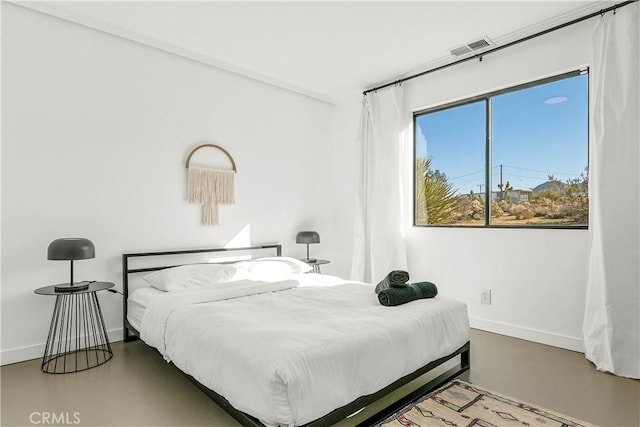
[451,45,472,56]
[450,36,493,57]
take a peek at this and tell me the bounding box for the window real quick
[414,70,588,228]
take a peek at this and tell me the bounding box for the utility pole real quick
[499,164,503,201]
[477,184,483,193]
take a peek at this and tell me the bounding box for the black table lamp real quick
[47,238,95,292]
[296,231,320,263]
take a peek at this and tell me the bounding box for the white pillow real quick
[143,263,238,291]
[233,256,312,280]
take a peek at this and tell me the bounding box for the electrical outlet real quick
[481,289,492,305]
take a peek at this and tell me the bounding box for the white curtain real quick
[583,3,639,379]
[351,85,409,283]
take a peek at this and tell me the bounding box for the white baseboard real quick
[0,328,124,366]
[470,317,585,353]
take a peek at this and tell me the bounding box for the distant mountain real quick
[532,180,566,194]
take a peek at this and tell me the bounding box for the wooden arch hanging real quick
[185,144,237,226]
[185,144,237,171]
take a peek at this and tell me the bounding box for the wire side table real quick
[301,259,330,274]
[34,282,114,374]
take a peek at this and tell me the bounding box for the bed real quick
[122,245,470,427]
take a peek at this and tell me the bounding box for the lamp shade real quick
[47,238,95,261]
[296,231,320,244]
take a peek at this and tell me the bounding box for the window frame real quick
[413,69,589,230]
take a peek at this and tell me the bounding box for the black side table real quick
[301,259,330,274]
[34,282,114,374]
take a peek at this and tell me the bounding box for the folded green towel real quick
[378,281,438,307]
[375,270,410,294]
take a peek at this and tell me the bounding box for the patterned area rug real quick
[373,379,598,427]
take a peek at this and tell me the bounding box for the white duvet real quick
[139,275,469,426]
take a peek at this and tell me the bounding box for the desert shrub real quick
[510,204,535,220]
[534,196,554,207]
[533,205,551,217]
[519,209,535,220]
[570,196,589,223]
[450,197,485,222]
[470,199,484,220]
[560,179,588,223]
[530,172,588,224]
[545,198,588,223]
[545,207,564,219]
[491,201,504,217]
[504,203,520,216]
[498,200,511,213]
[534,191,561,202]
[451,197,472,222]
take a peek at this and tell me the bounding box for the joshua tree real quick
[497,180,513,201]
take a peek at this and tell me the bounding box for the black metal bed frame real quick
[122,245,470,427]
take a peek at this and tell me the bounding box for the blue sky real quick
[416,74,588,194]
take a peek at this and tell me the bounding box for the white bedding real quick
[127,274,347,330]
[127,287,164,331]
[138,274,469,426]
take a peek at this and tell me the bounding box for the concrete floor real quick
[1,329,638,427]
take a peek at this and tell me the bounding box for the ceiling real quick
[18,1,607,103]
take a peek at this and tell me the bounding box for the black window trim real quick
[413,69,589,230]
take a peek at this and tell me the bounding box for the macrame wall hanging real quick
[185,144,237,225]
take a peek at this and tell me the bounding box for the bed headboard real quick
[121,244,282,342]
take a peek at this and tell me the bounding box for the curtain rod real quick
[363,0,638,96]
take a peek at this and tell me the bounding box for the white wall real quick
[1,3,335,364]
[334,18,601,352]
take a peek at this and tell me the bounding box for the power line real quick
[449,169,484,180]
[453,177,486,186]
